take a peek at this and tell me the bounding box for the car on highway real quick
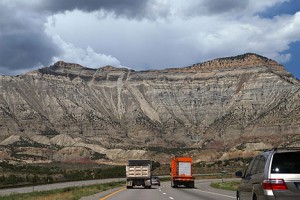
[235,148,300,200]
[151,176,160,186]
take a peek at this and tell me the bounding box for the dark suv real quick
[235,148,300,200]
[151,176,160,186]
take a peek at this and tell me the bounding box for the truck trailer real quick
[170,156,195,188]
[126,159,152,189]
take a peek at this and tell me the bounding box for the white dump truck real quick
[126,160,152,189]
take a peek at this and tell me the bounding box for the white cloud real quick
[51,35,122,68]
[44,0,300,71]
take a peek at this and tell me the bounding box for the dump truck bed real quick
[126,165,151,178]
[126,159,152,189]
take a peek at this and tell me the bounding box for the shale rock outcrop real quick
[0,53,299,164]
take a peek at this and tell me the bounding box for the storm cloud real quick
[0,2,58,74]
[35,0,151,18]
[0,0,299,77]
[0,0,153,75]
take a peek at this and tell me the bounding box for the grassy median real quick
[210,180,239,191]
[0,181,125,200]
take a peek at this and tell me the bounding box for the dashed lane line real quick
[160,189,174,199]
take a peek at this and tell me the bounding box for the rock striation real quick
[0,53,299,164]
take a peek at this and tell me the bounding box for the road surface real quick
[81,179,236,200]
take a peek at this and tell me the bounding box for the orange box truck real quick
[170,156,195,188]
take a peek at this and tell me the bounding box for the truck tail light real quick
[262,179,288,190]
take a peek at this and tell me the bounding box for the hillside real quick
[0,53,299,164]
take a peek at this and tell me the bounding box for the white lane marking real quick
[193,188,235,199]
[169,197,174,199]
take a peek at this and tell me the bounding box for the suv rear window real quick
[271,152,300,173]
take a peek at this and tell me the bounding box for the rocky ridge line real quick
[0,53,299,164]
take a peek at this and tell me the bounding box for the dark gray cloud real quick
[36,0,151,18]
[182,0,249,17]
[0,2,61,75]
[0,32,60,72]
[203,0,248,14]
[0,0,151,75]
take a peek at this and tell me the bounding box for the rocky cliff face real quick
[0,53,299,164]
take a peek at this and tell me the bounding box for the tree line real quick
[0,161,125,188]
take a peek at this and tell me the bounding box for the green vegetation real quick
[91,152,107,160]
[146,146,198,155]
[152,156,252,176]
[7,140,48,148]
[0,155,251,189]
[210,180,240,191]
[192,157,251,175]
[0,162,125,188]
[159,176,171,182]
[40,128,60,136]
[0,181,125,200]
[219,53,271,62]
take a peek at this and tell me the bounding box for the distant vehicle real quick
[170,156,195,188]
[235,148,300,200]
[151,176,160,186]
[126,160,152,189]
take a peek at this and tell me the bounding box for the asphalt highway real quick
[0,178,237,200]
[81,179,236,200]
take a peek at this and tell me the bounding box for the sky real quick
[0,0,299,79]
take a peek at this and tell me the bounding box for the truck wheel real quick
[171,180,174,188]
[190,182,195,188]
[127,186,133,189]
[236,192,240,200]
[173,181,178,188]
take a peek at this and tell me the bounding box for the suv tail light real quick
[262,179,288,190]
